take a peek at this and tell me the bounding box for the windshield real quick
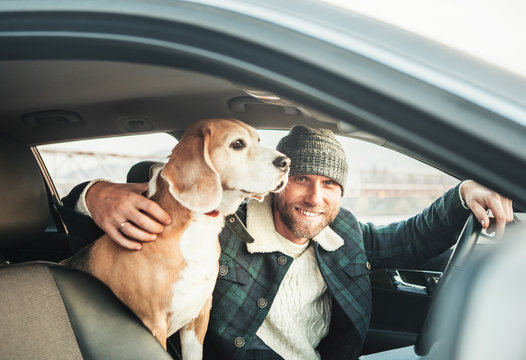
[323,0,526,79]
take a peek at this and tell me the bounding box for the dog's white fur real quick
[170,212,222,359]
[68,118,289,358]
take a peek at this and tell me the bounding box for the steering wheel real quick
[414,212,482,356]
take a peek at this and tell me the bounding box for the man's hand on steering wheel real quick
[460,180,514,237]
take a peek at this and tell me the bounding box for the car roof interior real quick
[0,59,383,146]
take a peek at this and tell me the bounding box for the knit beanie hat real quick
[276,125,348,195]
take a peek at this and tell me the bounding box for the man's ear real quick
[161,127,222,213]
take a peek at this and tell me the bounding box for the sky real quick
[43,133,178,156]
[323,0,526,79]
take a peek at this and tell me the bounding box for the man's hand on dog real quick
[86,181,171,250]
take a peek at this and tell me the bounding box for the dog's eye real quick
[231,139,245,150]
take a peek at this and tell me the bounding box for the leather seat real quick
[0,135,172,359]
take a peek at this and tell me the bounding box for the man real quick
[60,125,513,359]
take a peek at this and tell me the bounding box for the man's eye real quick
[231,139,245,150]
[296,176,307,182]
[324,180,339,187]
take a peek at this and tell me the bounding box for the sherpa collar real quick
[246,195,344,255]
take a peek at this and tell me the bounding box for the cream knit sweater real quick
[246,196,344,359]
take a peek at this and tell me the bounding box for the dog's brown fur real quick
[65,118,289,358]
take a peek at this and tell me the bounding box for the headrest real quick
[0,135,49,249]
[126,161,164,183]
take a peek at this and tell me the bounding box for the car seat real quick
[0,135,172,359]
[126,160,164,183]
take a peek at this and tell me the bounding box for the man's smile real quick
[296,207,324,218]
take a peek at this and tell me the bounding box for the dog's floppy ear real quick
[161,126,222,213]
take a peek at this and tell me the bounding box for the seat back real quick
[0,135,171,359]
[421,224,526,360]
[0,136,48,249]
[126,160,164,183]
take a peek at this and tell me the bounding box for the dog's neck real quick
[147,166,192,230]
[216,190,248,216]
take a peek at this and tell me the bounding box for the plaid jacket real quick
[204,184,469,360]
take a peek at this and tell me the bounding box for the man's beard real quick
[274,194,339,240]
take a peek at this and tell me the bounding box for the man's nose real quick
[304,182,322,205]
[273,156,291,171]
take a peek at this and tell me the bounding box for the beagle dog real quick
[66,118,290,358]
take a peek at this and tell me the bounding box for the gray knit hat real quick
[276,125,348,195]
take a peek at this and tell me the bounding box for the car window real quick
[39,130,458,224]
[37,133,178,197]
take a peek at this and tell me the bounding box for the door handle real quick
[387,269,442,295]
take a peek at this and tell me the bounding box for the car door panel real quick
[363,240,497,355]
[362,248,454,354]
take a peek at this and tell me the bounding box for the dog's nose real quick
[273,156,291,171]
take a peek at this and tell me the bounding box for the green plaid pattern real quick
[203,184,469,359]
[361,183,468,268]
